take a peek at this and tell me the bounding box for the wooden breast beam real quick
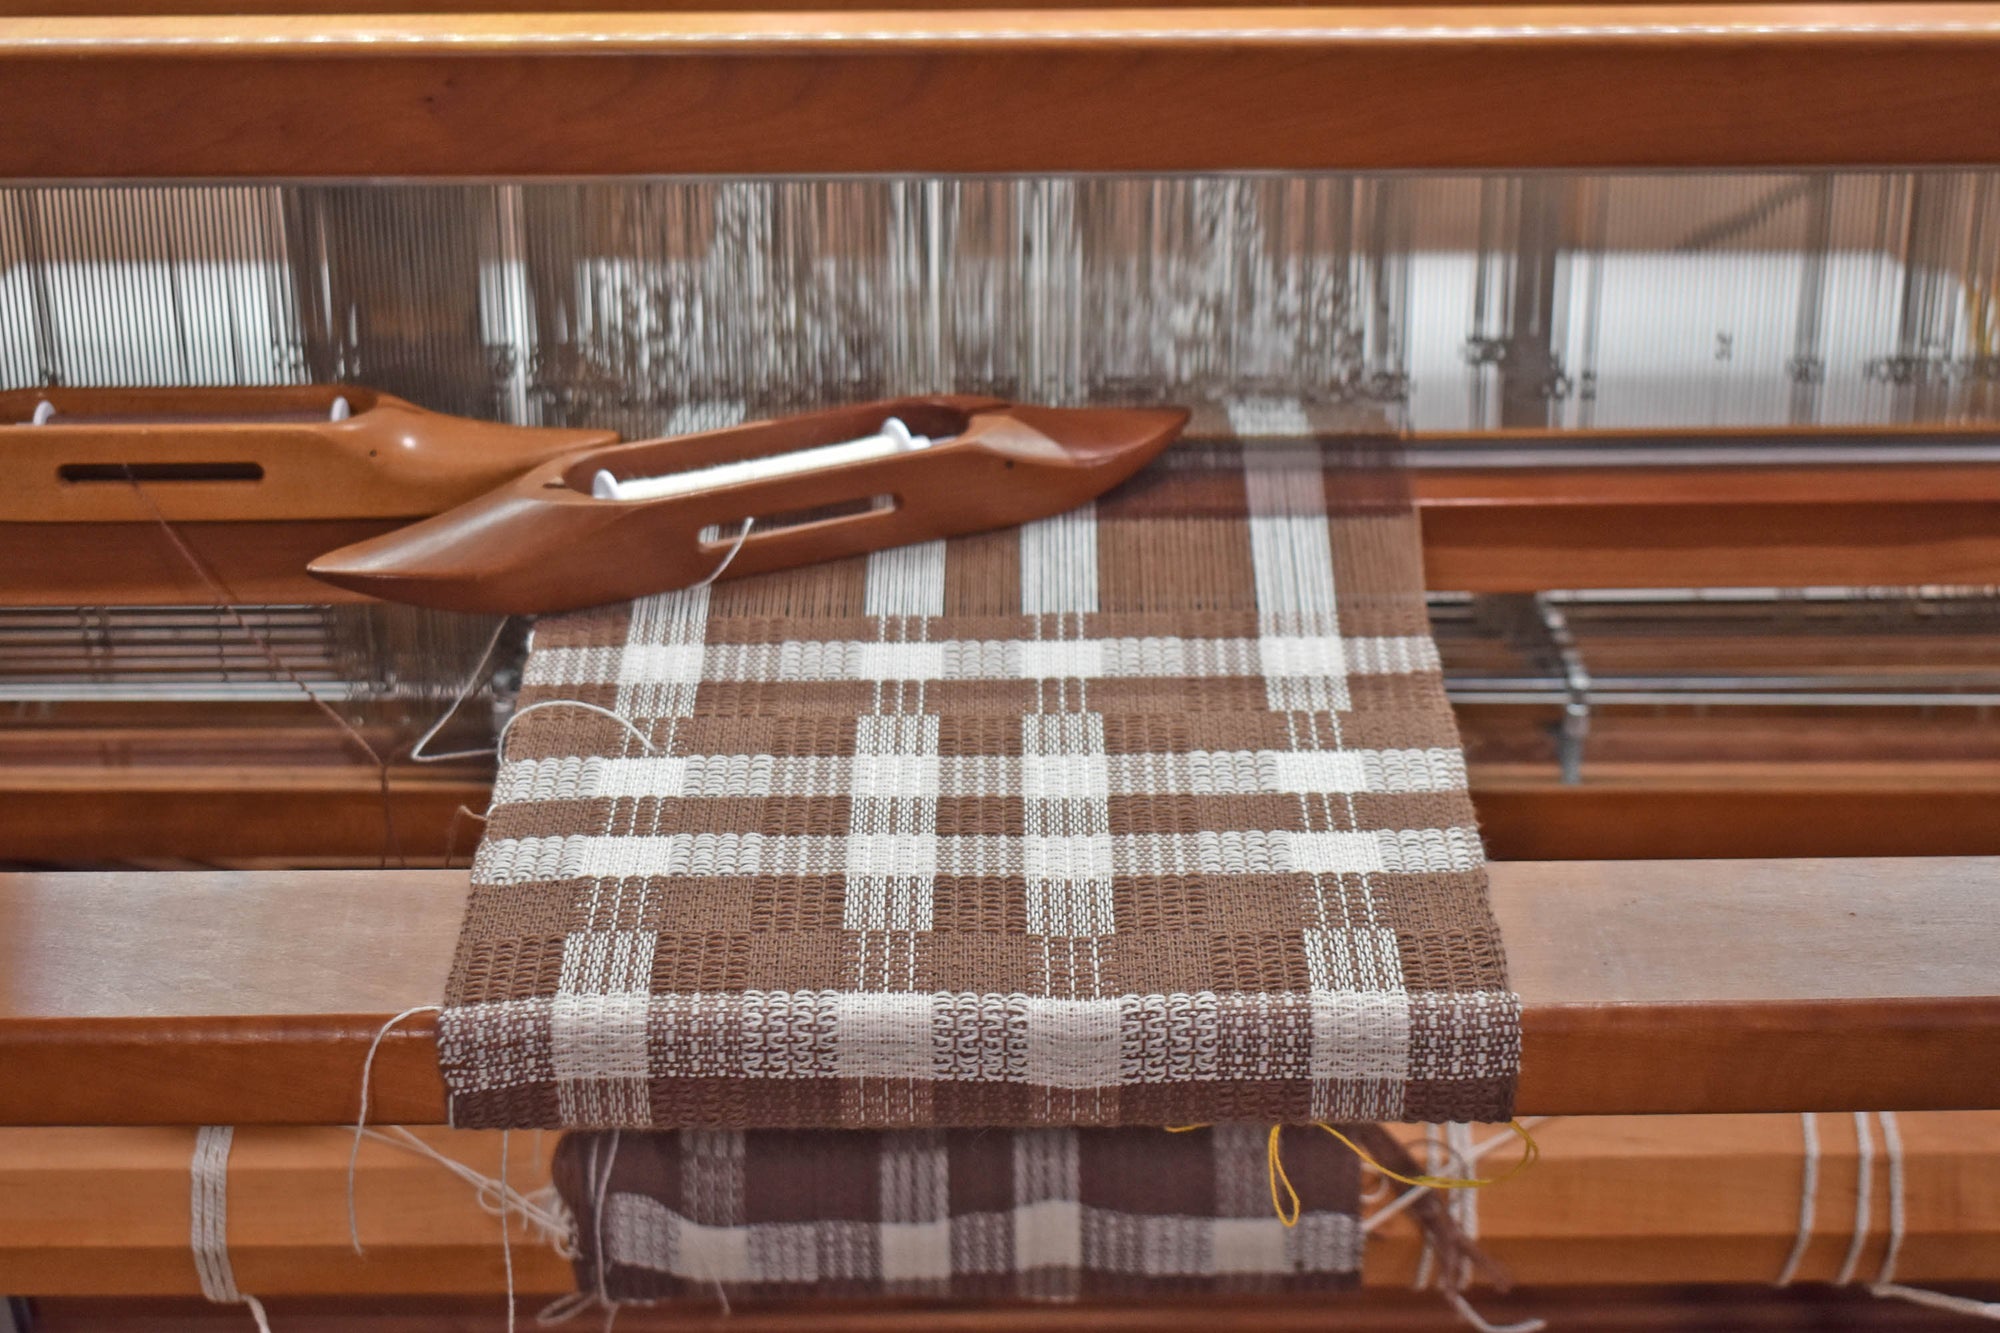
[5,7,2000,177]
[1,858,1995,1126]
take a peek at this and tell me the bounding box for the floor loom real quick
[3,1,2000,1326]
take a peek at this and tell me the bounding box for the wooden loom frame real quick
[8,461,2000,865]
[3,4,2000,1321]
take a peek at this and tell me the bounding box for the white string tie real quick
[1774,1111,1821,1287]
[189,1125,274,1333]
[348,1004,445,1254]
[1776,1109,2000,1319]
[1868,1111,2000,1321]
[411,517,750,769]
[410,616,513,763]
[1833,1110,1874,1287]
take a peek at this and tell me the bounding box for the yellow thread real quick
[1268,1125,1302,1227]
[1313,1120,1539,1191]
[1161,1120,1540,1225]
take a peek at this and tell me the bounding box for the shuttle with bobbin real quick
[306,397,1187,613]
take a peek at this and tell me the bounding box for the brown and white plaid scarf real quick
[442,409,1519,1129]
[553,1122,1362,1301]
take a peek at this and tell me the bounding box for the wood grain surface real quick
[11,761,1999,866]
[5,1114,2000,1295]
[5,7,2000,176]
[3,859,1995,1125]
[16,460,2000,604]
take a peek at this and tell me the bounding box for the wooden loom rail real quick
[2,858,1996,1126]
[6,1115,2000,1295]
[7,754,2000,866]
[20,1291,2000,1331]
[5,7,2000,176]
[8,460,1999,605]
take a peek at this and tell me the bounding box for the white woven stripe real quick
[447,987,1520,1090]
[553,933,657,1084]
[525,633,1435,686]
[602,1194,1354,1286]
[475,825,1483,884]
[681,1129,747,1229]
[844,714,943,932]
[1020,504,1099,615]
[848,542,948,985]
[1226,398,1314,441]
[491,746,1467,807]
[554,580,725,1127]
[611,590,715,720]
[1237,404,1418,1117]
[1021,712,1114,938]
[865,540,948,617]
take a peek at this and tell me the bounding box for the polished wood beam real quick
[2,858,1995,1126]
[1413,462,2000,592]
[21,1289,2000,1331]
[5,1115,1998,1295]
[11,459,2000,605]
[1471,767,2000,861]
[9,760,2000,865]
[5,7,2000,177]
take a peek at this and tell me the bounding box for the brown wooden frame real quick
[6,7,2000,177]
[10,458,1999,604]
[4,858,1996,1126]
[6,1115,1999,1296]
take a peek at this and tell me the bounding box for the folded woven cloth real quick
[442,423,1519,1129]
[552,1122,1361,1301]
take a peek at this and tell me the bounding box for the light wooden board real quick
[3,859,1996,1125]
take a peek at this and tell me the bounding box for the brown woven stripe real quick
[442,433,1519,1129]
[554,1124,1360,1301]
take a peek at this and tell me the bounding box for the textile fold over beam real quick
[442,418,1519,1130]
[554,1123,1365,1301]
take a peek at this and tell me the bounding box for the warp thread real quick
[349,1005,446,1253]
[1366,1120,1553,1333]
[121,469,405,868]
[1780,1111,2000,1321]
[189,1126,274,1333]
[409,515,757,765]
[1168,1120,1538,1230]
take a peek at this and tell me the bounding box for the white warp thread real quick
[410,518,754,767]
[190,1126,274,1333]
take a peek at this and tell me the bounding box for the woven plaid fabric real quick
[552,1122,1360,1301]
[442,401,1519,1129]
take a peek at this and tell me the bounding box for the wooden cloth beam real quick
[2,859,1995,1125]
[5,1115,2000,1295]
[4,7,2000,176]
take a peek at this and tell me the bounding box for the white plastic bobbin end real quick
[330,395,352,422]
[30,399,55,425]
[880,416,916,449]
